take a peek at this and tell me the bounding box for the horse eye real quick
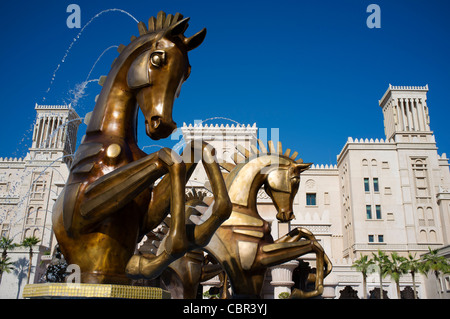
[150,51,165,68]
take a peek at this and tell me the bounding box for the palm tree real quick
[21,236,40,285]
[0,256,15,283]
[400,253,423,299]
[384,252,407,299]
[421,247,450,299]
[352,254,374,299]
[0,236,19,284]
[372,250,389,299]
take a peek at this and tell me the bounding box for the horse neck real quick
[227,161,269,216]
[85,48,139,143]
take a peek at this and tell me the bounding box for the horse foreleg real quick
[143,147,199,234]
[126,148,188,279]
[258,240,327,298]
[188,142,232,248]
[275,227,333,277]
[77,152,164,226]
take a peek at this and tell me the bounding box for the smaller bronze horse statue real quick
[159,140,332,298]
[52,11,231,285]
[204,140,332,298]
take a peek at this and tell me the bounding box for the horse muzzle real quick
[146,116,177,140]
[276,210,295,223]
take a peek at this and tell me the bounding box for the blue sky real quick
[0,0,449,165]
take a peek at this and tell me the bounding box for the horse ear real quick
[294,163,312,174]
[166,17,190,38]
[184,28,207,51]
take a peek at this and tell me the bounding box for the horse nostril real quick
[151,116,161,130]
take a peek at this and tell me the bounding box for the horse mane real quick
[220,139,306,174]
[116,11,206,56]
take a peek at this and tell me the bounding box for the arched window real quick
[429,230,437,242]
[26,207,34,225]
[33,228,41,239]
[419,230,427,242]
[24,228,32,239]
[36,207,44,225]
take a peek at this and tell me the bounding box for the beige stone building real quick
[0,85,449,299]
[181,85,450,299]
[0,104,80,298]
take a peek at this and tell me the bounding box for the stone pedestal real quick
[23,283,170,299]
[270,260,299,299]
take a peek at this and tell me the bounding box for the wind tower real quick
[379,84,432,143]
[30,104,81,165]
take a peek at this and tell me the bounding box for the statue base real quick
[23,283,171,299]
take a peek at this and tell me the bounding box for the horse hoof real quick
[125,254,146,279]
[126,252,173,280]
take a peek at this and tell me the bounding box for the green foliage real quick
[352,247,450,299]
[278,292,291,299]
[421,247,450,277]
[352,254,374,277]
[0,256,15,274]
[21,236,41,248]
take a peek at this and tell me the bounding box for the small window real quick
[376,205,382,219]
[373,178,379,192]
[1,224,9,238]
[306,193,316,206]
[378,235,384,243]
[366,205,372,219]
[368,235,374,243]
[364,178,370,192]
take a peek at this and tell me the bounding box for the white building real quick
[0,104,80,298]
[0,85,449,299]
[182,85,450,299]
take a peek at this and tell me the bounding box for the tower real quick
[379,85,450,247]
[30,104,81,165]
[379,85,432,142]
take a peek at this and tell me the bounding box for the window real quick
[306,193,316,206]
[324,192,330,205]
[368,234,384,243]
[30,174,47,200]
[366,205,372,219]
[373,178,379,192]
[364,178,370,192]
[1,224,9,238]
[376,205,382,219]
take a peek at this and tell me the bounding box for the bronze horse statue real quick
[157,190,225,299]
[160,140,333,298]
[52,11,231,285]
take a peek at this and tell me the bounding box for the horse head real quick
[265,161,310,222]
[126,11,206,140]
[223,140,311,222]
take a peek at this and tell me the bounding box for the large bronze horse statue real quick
[159,140,333,298]
[52,11,231,285]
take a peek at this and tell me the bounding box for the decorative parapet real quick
[389,84,428,91]
[346,137,395,144]
[309,164,337,170]
[35,103,73,110]
[379,84,428,105]
[0,157,24,162]
[181,122,258,141]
